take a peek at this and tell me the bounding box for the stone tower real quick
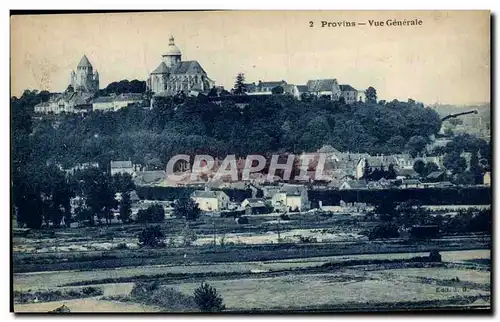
[69,55,99,93]
[162,36,182,68]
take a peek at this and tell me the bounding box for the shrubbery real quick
[367,223,400,240]
[193,282,225,312]
[137,226,165,248]
[136,204,165,223]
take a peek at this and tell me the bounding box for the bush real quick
[237,216,249,224]
[367,223,400,240]
[137,226,165,248]
[130,282,197,312]
[280,214,290,220]
[429,250,442,262]
[193,282,225,312]
[136,204,165,223]
[173,198,201,221]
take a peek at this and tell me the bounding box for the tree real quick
[443,152,467,174]
[136,204,165,223]
[119,192,132,223]
[413,160,426,176]
[374,198,397,222]
[173,198,201,221]
[79,168,117,225]
[368,223,399,240]
[193,282,225,312]
[137,226,165,248]
[365,86,377,103]
[233,73,247,95]
[386,163,397,179]
[405,136,427,157]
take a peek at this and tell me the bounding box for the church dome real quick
[163,36,181,56]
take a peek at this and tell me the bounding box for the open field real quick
[12,212,491,312]
[13,248,490,312]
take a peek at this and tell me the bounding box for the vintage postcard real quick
[11,10,491,313]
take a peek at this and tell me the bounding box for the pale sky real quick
[11,10,490,105]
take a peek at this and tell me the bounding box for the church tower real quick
[69,55,99,93]
[162,36,182,68]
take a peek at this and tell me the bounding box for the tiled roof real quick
[77,55,92,68]
[296,85,309,93]
[397,168,419,177]
[110,160,133,169]
[426,171,445,179]
[279,184,306,196]
[151,62,170,74]
[306,79,339,92]
[259,81,286,88]
[191,190,226,198]
[343,180,367,189]
[170,61,206,74]
[340,84,357,92]
[243,198,267,207]
[115,93,143,102]
[93,96,114,103]
[137,171,166,184]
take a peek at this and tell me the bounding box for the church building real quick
[147,36,214,95]
[69,55,99,93]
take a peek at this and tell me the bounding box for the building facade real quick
[147,36,214,96]
[339,84,358,104]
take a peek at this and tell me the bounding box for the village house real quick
[306,79,341,100]
[355,155,399,179]
[113,93,144,110]
[357,90,366,102]
[426,171,446,182]
[241,198,271,215]
[190,189,230,212]
[339,84,358,104]
[244,80,288,96]
[92,96,115,112]
[34,91,94,114]
[110,160,135,176]
[271,184,310,212]
[483,171,491,186]
[339,180,368,190]
[401,179,422,189]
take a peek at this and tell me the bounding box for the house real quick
[282,84,301,99]
[110,160,134,176]
[92,96,115,112]
[296,85,309,100]
[190,189,229,212]
[426,171,446,182]
[339,180,368,190]
[339,84,358,104]
[246,80,287,95]
[271,184,310,212]
[34,91,94,114]
[397,168,419,179]
[134,170,166,186]
[306,79,341,100]
[241,198,271,215]
[357,90,366,102]
[483,172,491,186]
[401,179,422,189]
[356,156,399,179]
[113,93,144,110]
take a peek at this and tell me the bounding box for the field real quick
[12,212,491,313]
